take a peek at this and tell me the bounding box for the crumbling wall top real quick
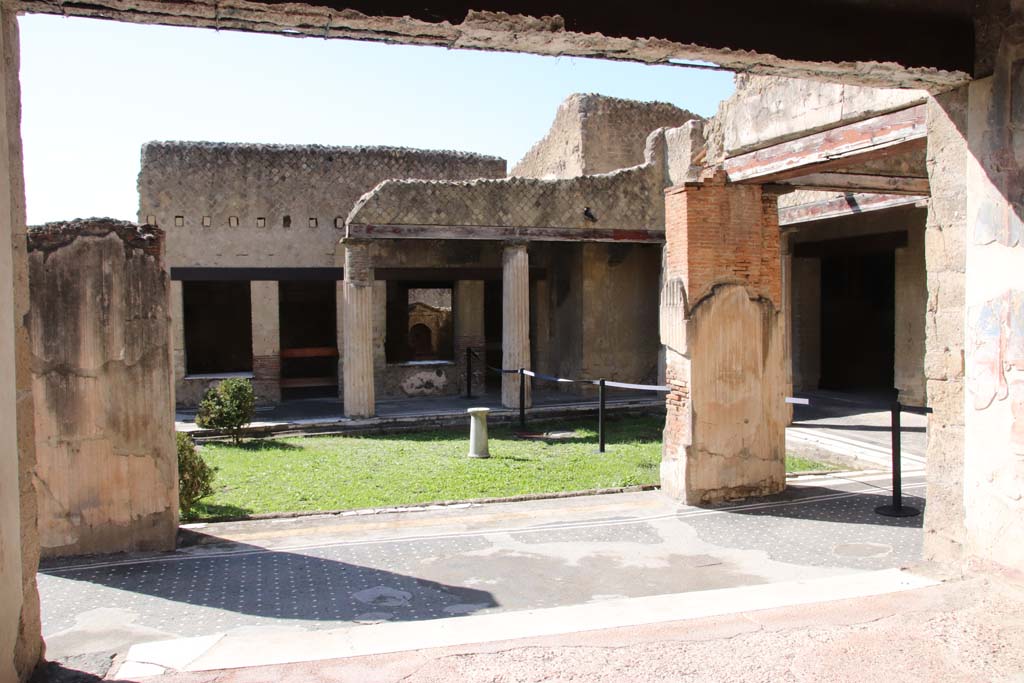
[27,218,162,259]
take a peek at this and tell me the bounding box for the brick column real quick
[343,239,375,417]
[250,280,281,404]
[454,280,485,397]
[660,170,787,505]
[502,241,531,409]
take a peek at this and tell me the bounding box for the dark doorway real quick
[484,280,503,391]
[183,281,252,374]
[279,280,337,399]
[820,250,895,394]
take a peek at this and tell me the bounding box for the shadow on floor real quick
[43,534,499,625]
[712,483,926,529]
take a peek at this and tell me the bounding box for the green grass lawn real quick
[189,415,831,520]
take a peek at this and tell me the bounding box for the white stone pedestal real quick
[467,407,491,458]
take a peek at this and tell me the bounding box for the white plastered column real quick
[501,240,531,409]
[343,239,375,417]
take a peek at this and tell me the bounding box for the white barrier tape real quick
[603,380,669,392]
[523,370,579,384]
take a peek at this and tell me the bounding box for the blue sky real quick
[18,15,735,225]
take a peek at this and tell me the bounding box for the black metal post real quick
[519,368,526,429]
[598,378,606,453]
[875,401,921,517]
[465,347,473,399]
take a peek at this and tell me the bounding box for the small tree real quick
[195,377,255,445]
[177,432,214,520]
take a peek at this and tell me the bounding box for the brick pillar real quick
[343,240,375,418]
[454,280,485,397]
[502,241,531,409]
[250,280,280,404]
[660,170,787,505]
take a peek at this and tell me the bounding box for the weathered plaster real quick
[661,174,787,505]
[962,49,1024,570]
[28,220,177,559]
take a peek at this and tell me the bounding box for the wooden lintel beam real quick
[724,104,928,184]
[776,172,930,196]
[348,223,665,244]
[778,193,925,226]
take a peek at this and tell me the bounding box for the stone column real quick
[250,280,280,404]
[894,223,926,407]
[343,240,375,418]
[660,171,787,505]
[502,241,531,408]
[454,280,485,396]
[170,280,186,401]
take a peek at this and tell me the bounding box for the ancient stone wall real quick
[512,93,697,179]
[348,130,668,237]
[28,219,177,558]
[923,89,969,565]
[580,243,661,386]
[139,142,506,269]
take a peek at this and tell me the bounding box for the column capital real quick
[502,238,529,249]
[341,236,373,247]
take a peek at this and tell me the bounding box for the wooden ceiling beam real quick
[724,104,928,184]
[772,172,930,195]
[778,193,925,226]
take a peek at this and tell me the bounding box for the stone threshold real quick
[113,568,940,678]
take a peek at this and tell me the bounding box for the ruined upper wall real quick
[139,142,507,268]
[512,94,697,178]
[349,130,668,239]
[705,74,929,161]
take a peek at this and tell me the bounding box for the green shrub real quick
[177,432,214,520]
[195,377,255,445]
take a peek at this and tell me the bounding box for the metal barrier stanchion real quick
[465,347,473,399]
[875,401,921,517]
[518,367,526,429]
[788,392,926,519]
[598,378,606,453]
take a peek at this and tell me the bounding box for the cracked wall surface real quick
[28,219,177,558]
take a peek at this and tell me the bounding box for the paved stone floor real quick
[38,471,925,676]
